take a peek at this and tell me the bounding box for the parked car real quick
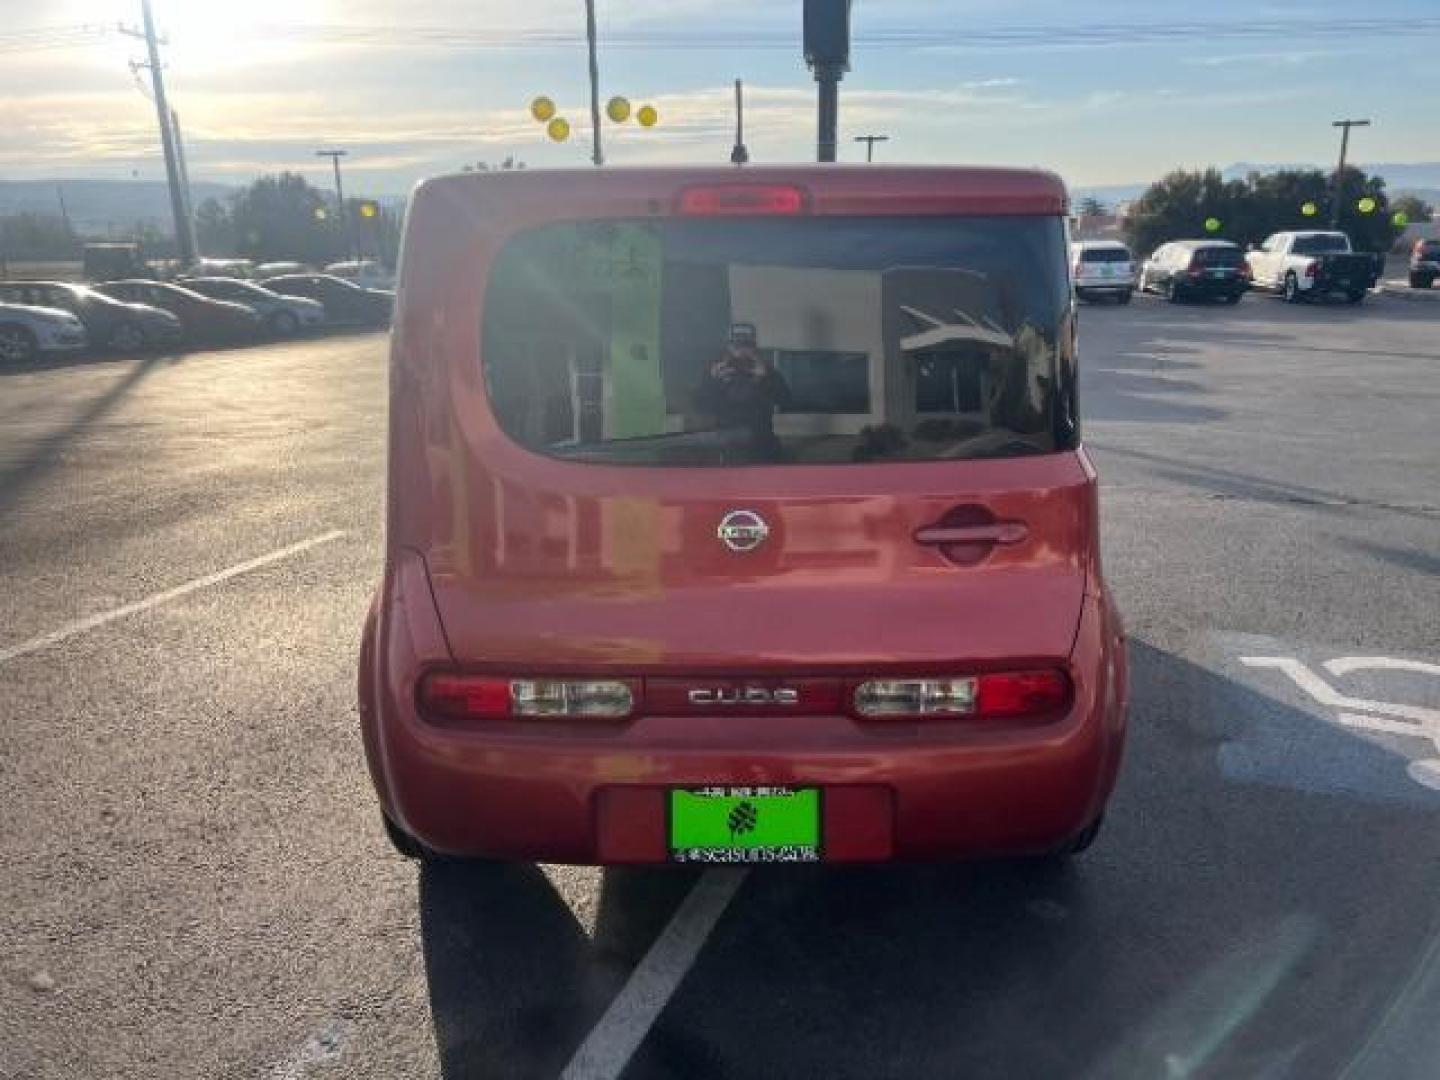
[1244,230,1381,303]
[258,273,392,328]
[1409,238,1440,289]
[83,242,147,282]
[358,166,1128,866]
[96,280,263,343]
[188,258,254,279]
[0,281,182,353]
[1139,240,1249,304]
[324,259,395,291]
[253,261,314,278]
[1070,240,1135,303]
[0,302,89,366]
[179,277,326,335]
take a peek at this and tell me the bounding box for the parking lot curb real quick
[1378,281,1440,302]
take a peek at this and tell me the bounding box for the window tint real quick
[483,216,1075,467]
[1292,234,1349,255]
[1191,246,1242,267]
[1080,247,1130,263]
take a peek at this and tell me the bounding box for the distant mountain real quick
[0,179,236,237]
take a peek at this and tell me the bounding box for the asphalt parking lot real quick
[2,294,1438,1079]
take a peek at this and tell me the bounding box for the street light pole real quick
[316,149,350,258]
[854,134,889,162]
[1330,118,1371,229]
[585,0,604,166]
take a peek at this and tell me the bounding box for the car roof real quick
[418,164,1069,217]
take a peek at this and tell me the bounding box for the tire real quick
[1117,289,1133,305]
[1283,272,1302,303]
[1346,289,1366,305]
[1049,813,1105,858]
[1166,280,1183,304]
[0,322,39,366]
[109,321,145,353]
[383,814,432,860]
[1223,292,1243,305]
[1410,272,1435,289]
[270,310,300,335]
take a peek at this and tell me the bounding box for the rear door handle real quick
[913,522,1028,546]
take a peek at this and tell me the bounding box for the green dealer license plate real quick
[669,787,821,863]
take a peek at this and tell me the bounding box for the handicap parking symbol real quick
[1239,655,1440,793]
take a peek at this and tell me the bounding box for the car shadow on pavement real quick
[419,860,702,1080]
[618,639,1440,1080]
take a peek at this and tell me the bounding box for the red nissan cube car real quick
[359,166,1127,865]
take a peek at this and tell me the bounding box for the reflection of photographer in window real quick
[694,322,793,461]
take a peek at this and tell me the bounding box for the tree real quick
[227,172,342,265]
[1122,168,1244,255]
[462,156,526,173]
[194,197,236,256]
[1391,194,1434,223]
[1124,166,1402,255]
[1076,196,1107,217]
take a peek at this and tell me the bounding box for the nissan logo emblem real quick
[717,509,769,553]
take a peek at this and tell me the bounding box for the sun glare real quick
[152,0,340,72]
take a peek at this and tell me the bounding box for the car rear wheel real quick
[1223,292,1243,305]
[270,310,300,335]
[1346,289,1366,304]
[383,813,433,860]
[1166,280,1183,303]
[1048,813,1105,859]
[1283,272,1302,303]
[109,321,145,352]
[0,322,39,366]
[1410,272,1435,289]
[1117,289,1133,305]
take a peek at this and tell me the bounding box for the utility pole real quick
[316,149,351,258]
[584,0,604,166]
[730,79,749,165]
[803,0,852,163]
[1330,118,1371,229]
[119,0,195,266]
[854,134,889,163]
[170,108,196,248]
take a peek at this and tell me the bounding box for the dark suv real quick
[1410,239,1440,289]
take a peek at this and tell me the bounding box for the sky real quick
[0,0,1437,197]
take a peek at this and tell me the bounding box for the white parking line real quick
[0,530,346,665]
[560,869,748,1080]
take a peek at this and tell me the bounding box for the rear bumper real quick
[1075,280,1133,292]
[359,562,1128,864]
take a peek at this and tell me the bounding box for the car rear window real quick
[1079,247,1129,263]
[1191,247,1242,267]
[1292,234,1350,255]
[482,216,1075,467]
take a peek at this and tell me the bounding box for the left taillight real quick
[417,672,635,722]
[853,669,1071,721]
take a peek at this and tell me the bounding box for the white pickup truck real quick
[1244,230,1383,304]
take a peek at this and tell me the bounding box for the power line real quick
[1,16,1437,54]
[179,16,1440,51]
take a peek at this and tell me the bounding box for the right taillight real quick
[853,670,1071,720]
